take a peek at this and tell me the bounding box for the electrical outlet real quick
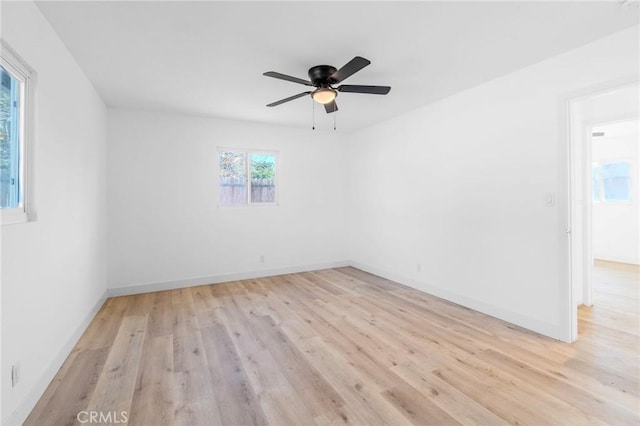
[544,192,556,206]
[260,255,265,263]
[11,364,19,387]
[416,263,422,273]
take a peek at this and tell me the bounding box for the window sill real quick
[594,201,633,206]
[2,208,29,225]
[218,203,280,209]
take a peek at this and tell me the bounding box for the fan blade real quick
[329,56,371,83]
[263,71,313,86]
[337,85,391,95]
[324,100,338,114]
[266,91,311,107]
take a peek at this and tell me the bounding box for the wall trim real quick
[5,289,109,426]
[107,261,351,297]
[350,261,564,342]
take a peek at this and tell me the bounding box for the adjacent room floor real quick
[26,265,639,425]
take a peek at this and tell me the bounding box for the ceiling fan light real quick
[312,88,337,104]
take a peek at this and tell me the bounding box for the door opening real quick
[568,82,639,341]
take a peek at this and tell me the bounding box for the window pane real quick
[592,163,600,202]
[602,162,630,202]
[219,151,246,206]
[0,65,21,209]
[250,154,276,203]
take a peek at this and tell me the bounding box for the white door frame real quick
[563,77,639,342]
[580,120,594,308]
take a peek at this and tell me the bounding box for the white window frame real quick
[217,147,279,207]
[1,41,36,225]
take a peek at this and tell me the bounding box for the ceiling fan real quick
[263,56,391,114]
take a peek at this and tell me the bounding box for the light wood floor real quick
[26,265,639,425]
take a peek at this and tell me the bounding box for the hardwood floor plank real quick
[248,314,346,420]
[144,290,174,338]
[298,271,345,295]
[240,279,290,324]
[172,287,194,305]
[383,381,461,425]
[433,356,608,425]
[129,335,175,426]
[432,363,558,425]
[124,292,155,316]
[85,315,147,420]
[475,348,639,425]
[242,348,317,425]
[211,287,318,424]
[271,293,404,393]
[391,360,510,426]
[295,336,408,426]
[191,285,220,312]
[200,322,266,425]
[195,307,225,328]
[215,303,267,356]
[172,302,222,426]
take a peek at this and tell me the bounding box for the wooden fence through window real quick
[219,177,275,205]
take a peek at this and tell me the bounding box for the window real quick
[1,42,34,224]
[592,161,631,202]
[218,149,277,206]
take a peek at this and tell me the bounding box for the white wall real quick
[0,2,108,424]
[346,26,639,341]
[107,110,348,292]
[592,122,640,264]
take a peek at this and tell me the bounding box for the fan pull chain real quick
[333,107,337,131]
[312,100,315,130]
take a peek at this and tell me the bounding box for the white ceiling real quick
[36,1,638,132]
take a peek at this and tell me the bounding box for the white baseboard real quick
[5,290,108,426]
[108,260,351,297]
[350,261,565,342]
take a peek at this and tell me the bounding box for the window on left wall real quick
[1,42,34,224]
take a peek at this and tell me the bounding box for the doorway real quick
[568,82,639,341]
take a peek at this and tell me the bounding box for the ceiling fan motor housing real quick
[308,65,338,87]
